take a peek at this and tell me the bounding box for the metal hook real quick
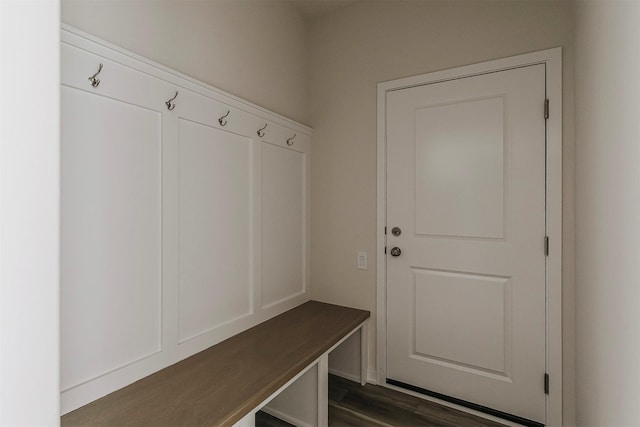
[286,133,296,146]
[165,91,178,111]
[88,63,103,88]
[257,123,267,138]
[218,110,230,126]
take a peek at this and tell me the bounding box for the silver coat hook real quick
[286,133,296,146]
[257,123,267,137]
[165,91,178,111]
[88,63,103,88]
[218,110,230,126]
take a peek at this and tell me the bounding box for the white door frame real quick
[376,48,562,426]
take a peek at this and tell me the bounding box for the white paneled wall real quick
[178,122,254,343]
[60,25,311,414]
[262,143,307,308]
[61,86,163,391]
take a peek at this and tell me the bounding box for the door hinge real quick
[544,99,550,120]
[544,236,549,256]
[384,246,387,254]
[544,373,550,394]
[385,226,387,235]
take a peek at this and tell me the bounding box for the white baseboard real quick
[261,406,314,427]
[328,368,360,383]
[367,369,378,385]
[328,368,378,385]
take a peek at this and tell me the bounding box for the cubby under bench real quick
[61,301,370,427]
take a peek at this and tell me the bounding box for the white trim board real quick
[376,48,562,427]
[61,24,312,137]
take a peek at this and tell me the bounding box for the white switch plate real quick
[357,251,368,270]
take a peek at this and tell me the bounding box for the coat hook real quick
[218,110,230,126]
[88,63,103,88]
[257,123,267,137]
[286,133,296,146]
[165,91,178,111]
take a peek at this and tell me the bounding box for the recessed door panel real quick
[178,120,253,343]
[415,96,505,239]
[412,268,510,376]
[61,87,162,390]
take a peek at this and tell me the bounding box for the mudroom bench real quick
[61,301,370,427]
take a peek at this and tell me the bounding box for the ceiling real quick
[288,0,359,20]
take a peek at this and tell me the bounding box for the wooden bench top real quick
[61,301,370,427]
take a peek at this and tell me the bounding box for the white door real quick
[386,64,546,424]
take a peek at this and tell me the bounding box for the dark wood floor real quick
[256,374,506,427]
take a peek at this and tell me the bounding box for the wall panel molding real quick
[61,25,311,414]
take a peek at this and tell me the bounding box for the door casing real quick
[376,48,562,426]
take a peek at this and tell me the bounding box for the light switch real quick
[357,251,368,270]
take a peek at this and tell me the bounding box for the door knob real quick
[390,247,402,257]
